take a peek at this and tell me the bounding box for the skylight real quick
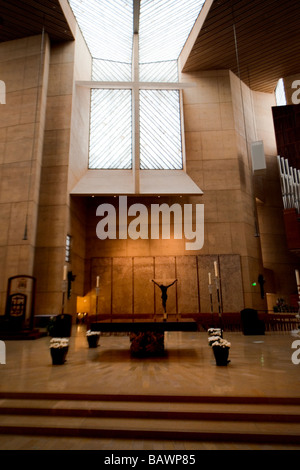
[68,0,206,172]
[275,78,287,106]
[69,0,133,63]
[139,0,205,64]
[69,0,205,79]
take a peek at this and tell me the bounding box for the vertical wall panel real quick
[219,254,244,312]
[90,254,244,316]
[133,257,154,314]
[198,255,219,313]
[176,256,199,313]
[112,257,133,314]
[91,258,112,315]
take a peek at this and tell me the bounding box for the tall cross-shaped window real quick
[88,33,186,192]
[70,0,205,195]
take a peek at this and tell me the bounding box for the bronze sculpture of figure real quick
[152,279,177,314]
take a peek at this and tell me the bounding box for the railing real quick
[258,312,299,332]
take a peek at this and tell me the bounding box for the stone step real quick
[0,413,300,443]
[0,398,300,422]
[0,393,299,443]
[1,391,300,405]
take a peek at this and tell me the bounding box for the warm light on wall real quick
[77,295,91,313]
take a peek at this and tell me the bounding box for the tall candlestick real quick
[296,269,300,287]
[96,276,100,288]
[214,261,218,278]
[208,272,212,285]
[63,265,67,281]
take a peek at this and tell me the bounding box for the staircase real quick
[0,392,300,444]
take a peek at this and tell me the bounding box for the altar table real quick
[90,321,198,356]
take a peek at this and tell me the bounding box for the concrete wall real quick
[0,31,296,319]
[0,35,50,316]
[76,69,296,316]
[180,69,296,310]
[83,254,244,317]
[33,24,91,316]
[180,69,265,309]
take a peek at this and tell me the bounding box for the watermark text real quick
[291,340,300,365]
[292,80,300,105]
[0,80,6,104]
[96,196,204,251]
[0,340,6,365]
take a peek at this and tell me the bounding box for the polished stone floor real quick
[1,325,300,398]
[0,325,300,450]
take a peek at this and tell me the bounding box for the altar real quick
[90,321,198,356]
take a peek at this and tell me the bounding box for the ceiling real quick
[0,0,73,43]
[182,0,300,93]
[0,0,299,94]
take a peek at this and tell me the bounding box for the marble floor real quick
[1,325,300,398]
[0,325,300,450]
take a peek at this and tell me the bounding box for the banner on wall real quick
[4,276,36,331]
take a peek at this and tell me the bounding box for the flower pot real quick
[87,334,100,348]
[212,345,230,366]
[50,346,68,365]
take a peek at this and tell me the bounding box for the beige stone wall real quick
[180,70,265,309]
[0,35,50,316]
[83,254,244,317]
[1,30,295,319]
[33,25,91,317]
[33,39,75,316]
[80,191,243,315]
[180,69,295,311]
[78,69,295,315]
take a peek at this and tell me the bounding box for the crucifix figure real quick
[152,278,177,316]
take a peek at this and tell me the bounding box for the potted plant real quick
[207,327,223,347]
[208,335,222,347]
[211,338,231,366]
[208,328,222,337]
[86,330,100,348]
[49,338,69,365]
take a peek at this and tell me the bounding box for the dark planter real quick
[87,334,100,348]
[50,347,68,365]
[212,346,230,366]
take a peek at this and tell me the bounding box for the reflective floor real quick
[0,326,300,450]
[1,326,300,398]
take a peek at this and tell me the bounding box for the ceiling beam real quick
[133,0,140,34]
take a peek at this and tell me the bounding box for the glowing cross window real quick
[69,0,205,174]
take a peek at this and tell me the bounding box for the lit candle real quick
[96,276,100,288]
[208,272,212,285]
[296,270,300,287]
[214,261,218,278]
[63,265,67,281]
